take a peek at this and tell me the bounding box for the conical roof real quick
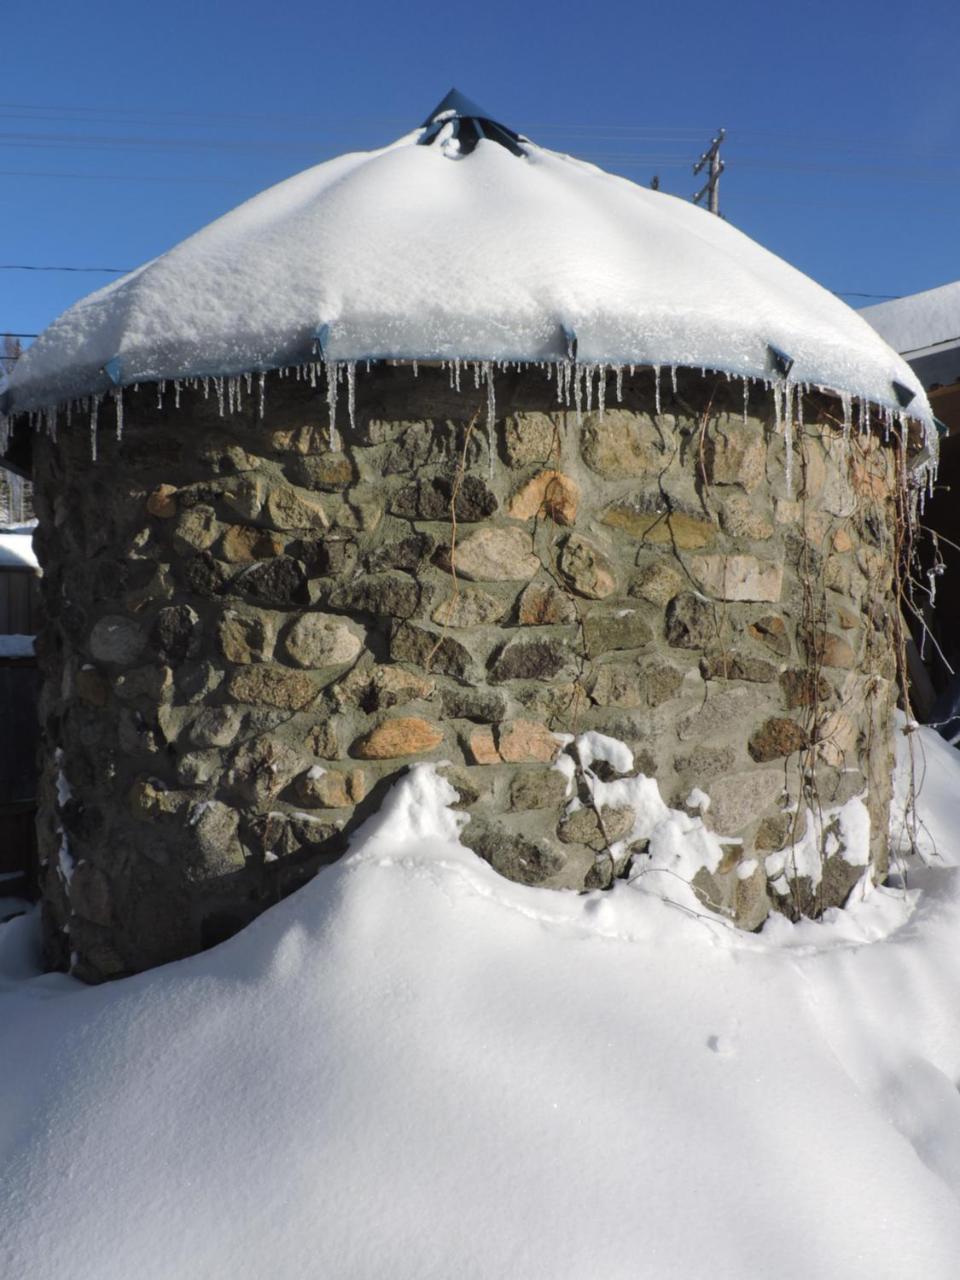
[4,92,932,429]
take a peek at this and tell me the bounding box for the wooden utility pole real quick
[693,128,725,216]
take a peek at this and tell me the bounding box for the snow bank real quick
[4,730,960,1277]
[0,634,34,659]
[0,531,37,571]
[5,121,930,431]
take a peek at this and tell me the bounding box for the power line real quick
[0,264,129,273]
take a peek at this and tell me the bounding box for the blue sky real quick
[3,0,959,345]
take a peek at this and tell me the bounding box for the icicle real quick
[585,364,594,414]
[245,372,252,396]
[214,377,225,417]
[783,381,794,498]
[653,364,661,415]
[454,357,461,393]
[258,372,266,419]
[114,386,124,441]
[742,378,749,425]
[597,364,606,419]
[89,395,100,461]
[670,365,678,395]
[483,360,496,479]
[346,361,357,434]
[412,360,419,378]
[325,359,339,449]
[157,383,164,410]
[841,392,852,439]
[615,365,623,403]
[174,380,182,409]
[203,377,210,401]
[573,362,583,426]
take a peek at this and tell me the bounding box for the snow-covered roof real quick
[3,92,932,429]
[860,281,960,359]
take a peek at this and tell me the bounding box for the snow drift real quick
[3,726,960,1278]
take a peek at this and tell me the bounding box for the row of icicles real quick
[2,357,933,502]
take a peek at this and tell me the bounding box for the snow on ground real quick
[3,728,960,1279]
[6,126,928,429]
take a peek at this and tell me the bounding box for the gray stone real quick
[583,606,653,656]
[182,552,233,598]
[327,573,419,618]
[590,660,683,709]
[558,534,617,599]
[281,613,364,669]
[151,605,202,665]
[665,593,717,649]
[502,413,561,467]
[391,622,475,679]
[439,684,507,722]
[114,664,174,703]
[630,561,685,607]
[700,653,779,682]
[700,769,786,834]
[189,706,244,748]
[581,411,667,478]
[517,580,578,625]
[365,532,435,574]
[440,527,540,582]
[490,637,577,684]
[432,586,508,628]
[557,804,635,851]
[237,556,308,606]
[509,770,570,811]
[286,452,356,491]
[218,610,274,665]
[176,750,221,786]
[263,483,330,531]
[225,737,303,805]
[89,615,147,665]
[171,505,220,554]
[673,744,737,780]
[704,423,766,491]
[689,554,784,603]
[296,534,359,579]
[184,800,246,878]
[676,686,771,743]
[228,665,318,711]
[460,818,566,886]
[389,474,497,522]
[69,862,112,926]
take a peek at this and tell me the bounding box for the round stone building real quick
[1,92,936,980]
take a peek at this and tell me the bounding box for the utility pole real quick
[693,128,725,216]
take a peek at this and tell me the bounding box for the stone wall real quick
[29,365,902,980]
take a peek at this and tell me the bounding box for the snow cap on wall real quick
[3,91,932,429]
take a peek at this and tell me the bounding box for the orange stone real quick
[146,484,178,518]
[497,719,562,763]
[466,726,500,765]
[507,470,579,525]
[355,717,444,760]
[220,525,285,563]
